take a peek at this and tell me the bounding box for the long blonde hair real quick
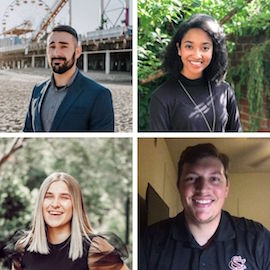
[16,172,93,261]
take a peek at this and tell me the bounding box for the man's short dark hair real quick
[51,25,78,41]
[177,143,229,187]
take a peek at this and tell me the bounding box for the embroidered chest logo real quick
[228,255,247,270]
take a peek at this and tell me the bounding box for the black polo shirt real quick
[140,211,270,270]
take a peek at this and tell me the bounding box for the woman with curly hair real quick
[10,172,129,270]
[149,14,242,132]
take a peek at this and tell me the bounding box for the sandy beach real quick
[0,68,132,132]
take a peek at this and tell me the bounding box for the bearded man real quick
[23,25,114,132]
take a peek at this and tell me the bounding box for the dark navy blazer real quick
[23,71,114,132]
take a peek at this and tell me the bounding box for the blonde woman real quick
[12,172,129,270]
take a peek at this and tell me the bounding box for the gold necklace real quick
[177,79,216,132]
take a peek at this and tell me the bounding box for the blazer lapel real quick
[34,80,50,131]
[50,71,83,131]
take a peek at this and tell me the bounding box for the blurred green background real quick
[138,0,270,131]
[0,137,132,269]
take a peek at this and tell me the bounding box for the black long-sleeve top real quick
[149,74,242,132]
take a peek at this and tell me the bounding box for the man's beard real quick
[50,52,76,74]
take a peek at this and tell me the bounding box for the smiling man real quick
[140,143,270,270]
[23,25,114,132]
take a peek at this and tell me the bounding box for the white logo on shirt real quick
[229,255,247,270]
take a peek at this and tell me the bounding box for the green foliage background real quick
[138,0,270,131]
[0,138,132,268]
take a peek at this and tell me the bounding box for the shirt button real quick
[201,262,206,267]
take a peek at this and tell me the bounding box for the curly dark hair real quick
[163,14,228,84]
[177,143,229,187]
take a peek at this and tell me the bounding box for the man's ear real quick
[225,179,230,198]
[75,45,82,60]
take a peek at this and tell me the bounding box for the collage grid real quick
[0,0,270,270]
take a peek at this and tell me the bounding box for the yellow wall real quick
[138,138,270,230]
[138,138,181,217]
[224,173,270,229]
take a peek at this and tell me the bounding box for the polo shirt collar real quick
[171,210,236,245]
[214,210,236,241]
[171,211,189,241]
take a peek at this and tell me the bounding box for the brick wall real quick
[239,94,270,132]
[229,34,270,131]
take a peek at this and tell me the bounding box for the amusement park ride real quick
[1,0,65,41]
[1,0,130,41]
[0,0,132,74]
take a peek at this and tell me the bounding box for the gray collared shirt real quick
[41,68,79,131]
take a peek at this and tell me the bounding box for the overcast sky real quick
[0,0,132,35]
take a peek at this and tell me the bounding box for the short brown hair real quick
[52,25,78,41]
